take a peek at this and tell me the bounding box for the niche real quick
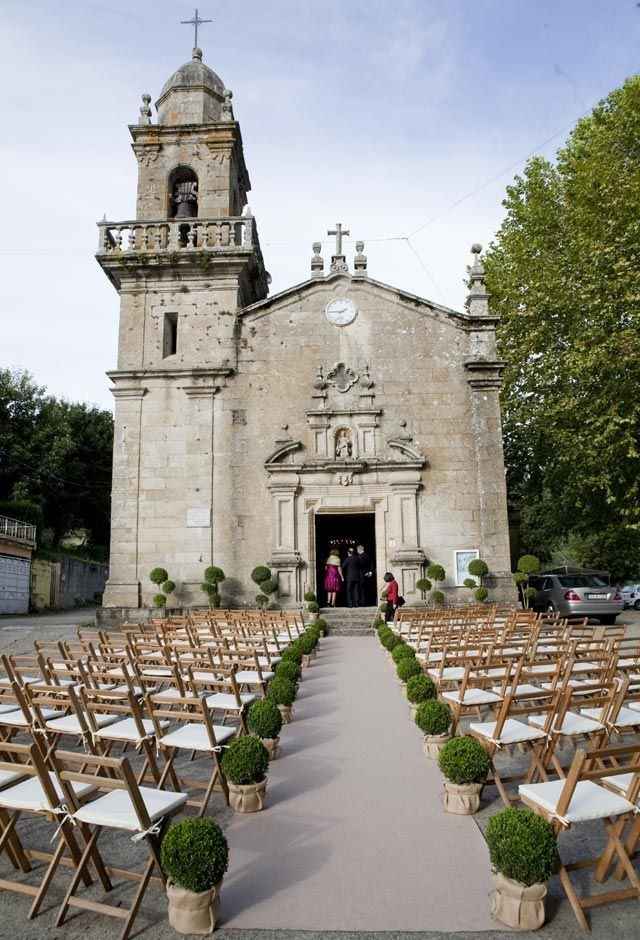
[168,166,199,219]
[163,312,178,358]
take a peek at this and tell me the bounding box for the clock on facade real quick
[325,298,358,327]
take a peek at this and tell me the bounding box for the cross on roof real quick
[328,223,350,257]
[181,8,212,49]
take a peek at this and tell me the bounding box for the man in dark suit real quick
[341,547,361,608]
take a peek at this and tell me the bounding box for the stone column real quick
[389,479,426,603]
[268,476,302,603]
[102,385,147,608]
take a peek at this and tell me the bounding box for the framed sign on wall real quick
[454,549,480,586]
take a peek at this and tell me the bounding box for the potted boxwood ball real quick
[382,632,401,652]
[247,698,283,759]
[314,617,327,636]
[406,674,436,718]
[486,807,558,930]
[161,818,229,935]
[391,642,416,664]
[267,675,296,723]
[438,735,490,815]
[282,644,304,666]
[275,659,301,685]
[396,657,422,684]
[299,631,316,667]
[415,699,452,757]
[221,735,270,813]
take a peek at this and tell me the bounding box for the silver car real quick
[530,572,624,624]
[621,584,640,610]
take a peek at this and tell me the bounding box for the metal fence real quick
[0,515,37,546]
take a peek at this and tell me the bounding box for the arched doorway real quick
[314,512,377,608]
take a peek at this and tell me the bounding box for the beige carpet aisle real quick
[221,636,495,931]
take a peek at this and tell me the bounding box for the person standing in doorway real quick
[324,549,343,607]
[356,543,372,607]
[342,547,362,608]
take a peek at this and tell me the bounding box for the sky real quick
[2,0,640,410]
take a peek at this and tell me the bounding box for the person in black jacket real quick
[341,547,362,608]
[356,543,372,606]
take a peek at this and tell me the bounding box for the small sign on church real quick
[187,506,211,528]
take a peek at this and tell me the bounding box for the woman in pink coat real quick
[323,550,344,607]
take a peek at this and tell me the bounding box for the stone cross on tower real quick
[328,223,350,274]
[181,8,213,49]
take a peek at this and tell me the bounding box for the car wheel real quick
[546,603,557,616]
[635,600,640,611]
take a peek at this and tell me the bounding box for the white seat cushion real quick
[0,676,39,687]
[626,700,640,713]
[470,718,547,746]
[95,717,167,743]
[0,707,65,727]
[236,670,274,684]
[140,667,172,677]
[205,692,256,711]
[529,711,604,735]
[73,786,188,831]
[46,713,120,734]
[492,683,541,697]
[519,779,635,822]
[0,772,94,812]
[0,704,21,716]
[0,769,27,789]
[442,688,502,706]
[601,773,638,796]
[191,670,220,682]
[159,722,235,752]
[427,667,465,681]
[595,706,640,729]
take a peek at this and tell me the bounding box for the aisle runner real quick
[222,636,494,931]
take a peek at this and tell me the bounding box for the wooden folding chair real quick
[0,741,109,918]
[520,742,640,930]
[53,750,188,940]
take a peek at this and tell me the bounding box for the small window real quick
[163,313,178,358]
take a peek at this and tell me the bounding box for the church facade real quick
[98,48,513,615]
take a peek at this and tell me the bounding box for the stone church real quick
[98,46,513,616]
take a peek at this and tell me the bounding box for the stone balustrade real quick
[97,215,259,255]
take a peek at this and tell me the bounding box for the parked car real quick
[621,584,640,610]
[529,572,624,623]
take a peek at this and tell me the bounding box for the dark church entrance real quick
[314,513,377,608]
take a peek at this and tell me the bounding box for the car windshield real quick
[558,576,609,588]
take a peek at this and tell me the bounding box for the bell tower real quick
[99,44,268,611]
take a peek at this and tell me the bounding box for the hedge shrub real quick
[396,658,422,682]
[247,699,283,740]
[406,674,437,704]
[382,632,401,651]
[486,807,559,886]
[221,735,269,785]
[415,699,452,735]
[438,735,490,785]
[267,676,296,707]
[392,643,416,664]
[161,818,229,893]
[275,660,301,684]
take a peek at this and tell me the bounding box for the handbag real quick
[397,595,406,608]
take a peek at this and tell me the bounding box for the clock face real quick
[325,298,358,327]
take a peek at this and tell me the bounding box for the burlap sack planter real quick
[277,704,293,723]
[302,654,312,668]
[166,880,221,935]
[442,780,482,815]
[261,736,280,759]
[490,872,547,930]
[423,732,451,759]
[228,777,268,813]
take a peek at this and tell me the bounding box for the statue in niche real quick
[335,428,353,459]
[172,179,198,218]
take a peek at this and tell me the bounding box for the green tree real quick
[485,78,640,581]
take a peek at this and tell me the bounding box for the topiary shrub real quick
[161,818,229,893]
[392,643,416,664]
[202,581,220,596]
[304,591,317,603]
[468,559,489,580]
[221,736,269,785]
[162,580,176,595]
[486,807,559,887]
[251,566,272,585]
[299,633,316,655]
[204,566,225,584]
[416,577,432,593]
[282,645,303,666]
[475,586,489,602]
[438,735,490,785]
[382,632,401,651]
[307,601,320,613]
[427,563,445,582]
[150,567,169,586]
[463,578,477,589]
[314,617,327,631]
[406,674,437,704]
[275,660,301,684]
[267,676,296,707]
[431,590,445,606]
[396,657,422,682]
[153,593,168,608]
[259,577,279,596]
[415,700,452,735]
[247,699,283,740]
[255,594,268,608]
